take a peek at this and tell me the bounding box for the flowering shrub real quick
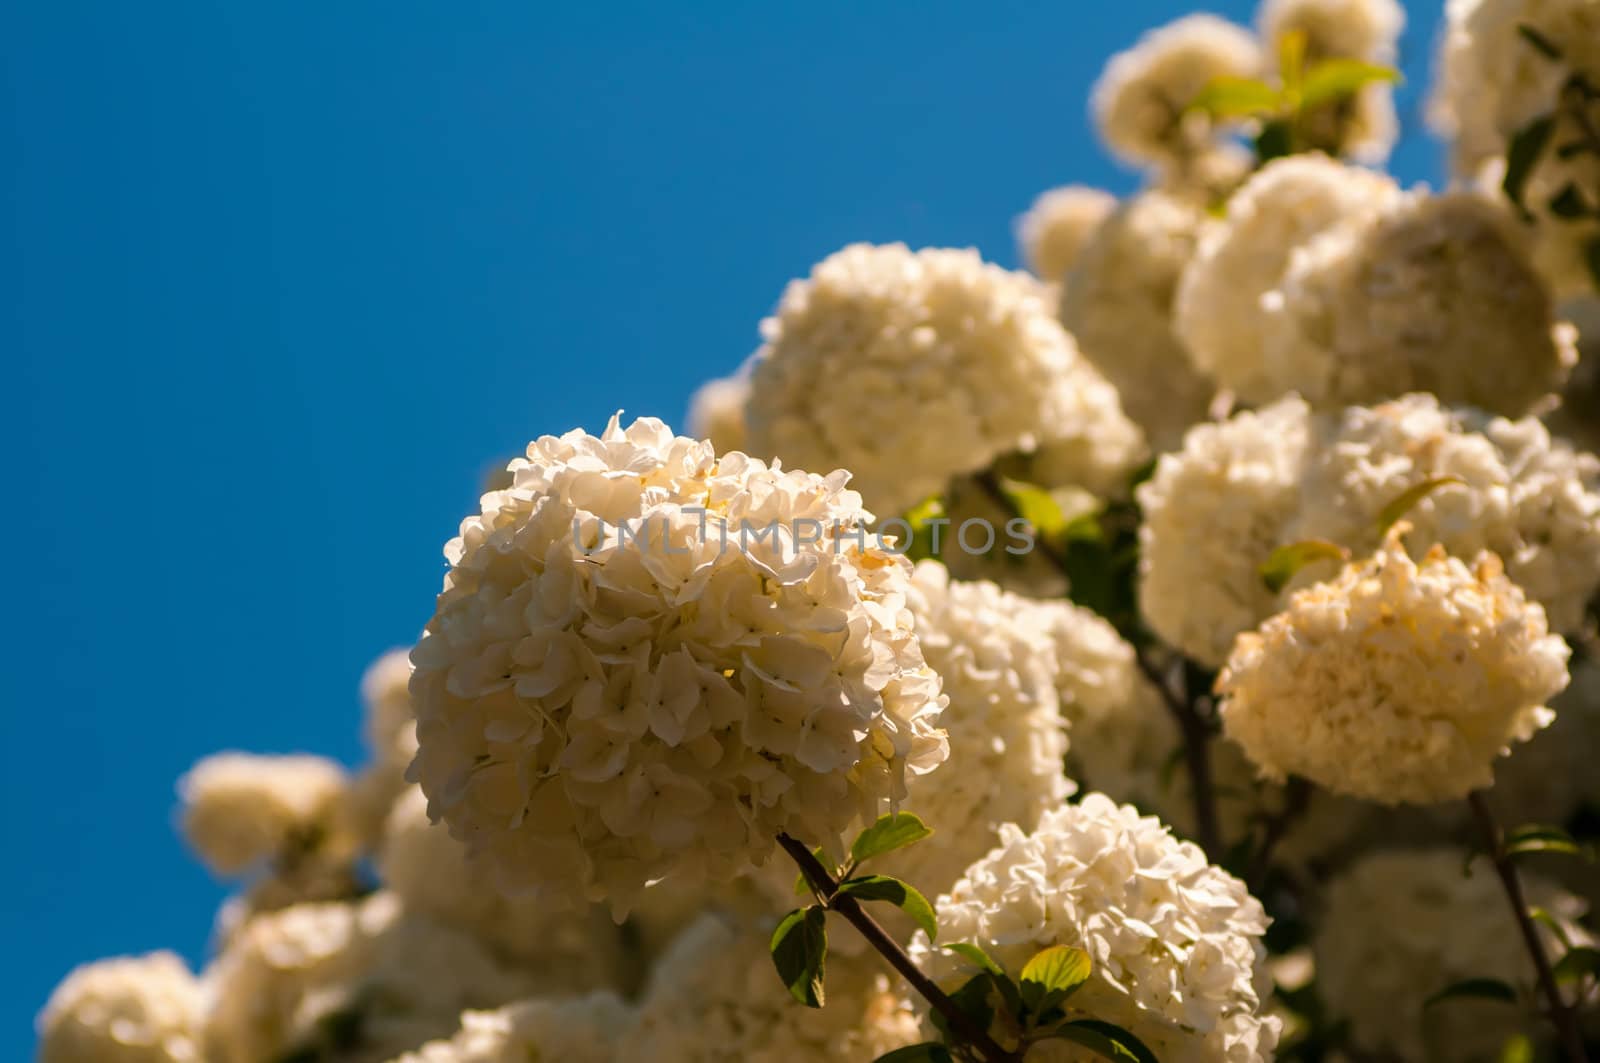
[39,1,1600,1062]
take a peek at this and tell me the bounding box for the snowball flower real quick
[1219,526,1571,804]
[38,952,203,1063]
[1316,848,1588,1060]
[686,370,751,457]
[178,752,355,876]
[1059,189,1216,451]
[204,892,538,1063]
[1175,154,1403,406]
[885,563,1072,898]
[1091,14,1263,167]
[1141,393,1600,666]
[1287,393,1600,635]
[1138,398,1314,667]
[1262,190,1576,414]
[745,243,1135,516]
[1016,185,1118,286]
[380,786,629,982]
[408,415,948,914]
[912,794,1280,1061]
[391,993,634,1063]
[618,914,920,1062]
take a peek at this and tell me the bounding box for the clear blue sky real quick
[6,2,1443,1054]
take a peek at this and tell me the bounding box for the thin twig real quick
[1247,777,1311,889]
[1466,792,1589,1063]
[777,833,1019,1063]
[1134,647,1222,860]
[973,468,1224,860]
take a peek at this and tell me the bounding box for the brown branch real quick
[777,833,1019,1063]
[1247,776,1311,889]
[1134,647,1222,860]
[1467,792,1589,1063]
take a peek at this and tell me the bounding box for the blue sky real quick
[6,1,1444,1053]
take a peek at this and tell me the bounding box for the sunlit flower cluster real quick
[912,794,1281,1061]
[37,953,204,1063]
[1219,526,1571,804]
[178,752,357,877]
[393,993,635,1063]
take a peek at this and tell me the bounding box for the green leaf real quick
[1043,1019,1160,1063]
[850,812,934,866]
[1019,945,1093,1014]
[873,1045,953,1063]
[1260,539,1350,593]
[1504,823,1586,860]
[902,495,949,563]
[837,875,938,941]
[769,906,828,1008]
[1255,117,1294,163]
[1517,23,1564,60]
[1552,945,1600,987]
[1503,116,1557,217]
[1277,29,1308,96]
[1529,906,1575,950]
[1549,183,1593,219]
[1376,476,1466,533]
[928,973,996,1045]
[1423,977,1518,1009]
[1499,1033,1536,1063]
[1189,75,1283,119]
[998,477,1071,544]
[942,942,1005,977]
[1300,58,1400,109]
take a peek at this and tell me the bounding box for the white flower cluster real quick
[37,952,204,1063]
[408,414,948,913]
[1059,189,1218,451]
[620,914,920,1062]
[380,786,630,982]
[1432,0,1600,298]
[1141,393,1600,666]
[1218,526,1572,804]
[350,648,420,846]
[884,562,1073,897]
[1315,848,1589,1060]
[178,751,357,877]
[745,243,1141,516]
[1091,15,1262,168]
[912,794,1280,1061]
[392,993,634,1063]
[1015,185,1118,287]
[204,892,538,1063]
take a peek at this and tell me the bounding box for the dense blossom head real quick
[1141,393,1600,665]
[203,893,537,1063]
[1138,397,1314,667]
[178,752,357,878]
[38,953,203,1063]
[1059,189,1217,452]
[884,563,1073,897]
[408,415,948,913]
[1016,185,1118,286]
[380,786,629,981]
[911,794,1280,1061]
[1316,848,1588,1059]
[392,993,634,1063]
[685,371,751,458]
[1432,0,1600,298]
[1091,15,1263,167]
[1262,190,1576,414]
[1219,526,1571,804]
[745,243,1136,516]
[619,914,920,1061]
[1175,154,1403,406]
